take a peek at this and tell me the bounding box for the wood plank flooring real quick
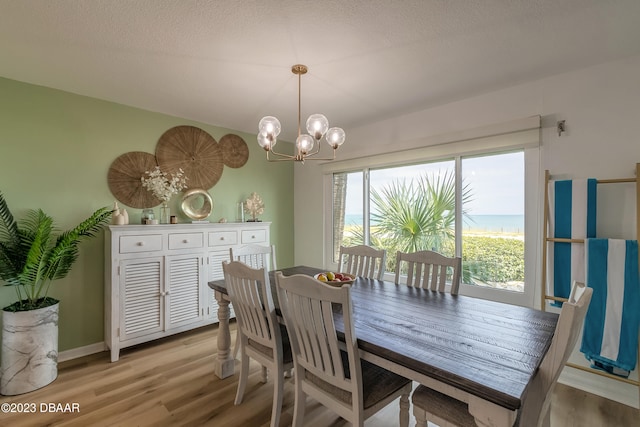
[1,324,637,426]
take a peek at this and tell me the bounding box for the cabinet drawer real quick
[209,231,238,247]
[168,232,204,250]
[241,229,267,244]
[120,234,163,253]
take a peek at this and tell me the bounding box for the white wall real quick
[294,54,640,407]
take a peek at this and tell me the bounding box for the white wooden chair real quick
[229,244,277,359]
[338,245,386,280]
[222,261,292,427]
[411,281,593,427]
[275,272,412,427]
[394,250,462,294]
[230,243,277,271]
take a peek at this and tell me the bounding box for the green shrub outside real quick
[342,233,524,284]
[460,236,524,284]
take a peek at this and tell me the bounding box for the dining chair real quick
[394,250,462,294]
[229,244,277,359]
[230,243,277,271]
[411,280,593,427]
[275,272,412,427]
[222,261,293,427]
[338,244,387,280]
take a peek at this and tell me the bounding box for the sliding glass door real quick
[330,148,537,306]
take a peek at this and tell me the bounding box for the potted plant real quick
[0,192,111,395]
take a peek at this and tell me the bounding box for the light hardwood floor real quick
[1,324,637,426]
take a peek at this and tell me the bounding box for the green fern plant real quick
[0,192,112,312]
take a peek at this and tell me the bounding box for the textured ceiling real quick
[1,0,639,143]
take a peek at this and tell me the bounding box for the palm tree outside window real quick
[332,151,525,293]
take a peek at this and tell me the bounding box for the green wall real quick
[0,77,294,352]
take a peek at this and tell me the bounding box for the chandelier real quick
[257,64,346,162]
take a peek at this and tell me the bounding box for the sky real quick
[343,151,524,216]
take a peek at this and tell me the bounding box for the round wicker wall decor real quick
[107,151,161,208]
[156,125,223,189]
[220,134,249,168]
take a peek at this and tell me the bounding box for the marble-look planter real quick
[1,302,59,395]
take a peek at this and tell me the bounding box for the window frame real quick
[323,117,541,307]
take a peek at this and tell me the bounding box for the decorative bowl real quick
[313,272,356,286]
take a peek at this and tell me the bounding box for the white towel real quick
[546,179,597,305]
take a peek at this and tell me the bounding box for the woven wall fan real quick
[107,151,161,208]
[156,125,223,189]
[220,134,249,168]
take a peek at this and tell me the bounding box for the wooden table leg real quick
[214,290,235,379]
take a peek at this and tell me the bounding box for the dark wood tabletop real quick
[209,265,558,411]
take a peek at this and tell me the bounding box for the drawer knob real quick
[183,239,189,244]
[220,237,224,241]
[251,235,255,239]
[137,242,144,246]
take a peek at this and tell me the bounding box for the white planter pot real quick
[1,302,59,395]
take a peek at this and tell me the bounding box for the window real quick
[369,160,456,272]
[332,171,363,262]
[461,152,524,292]
[325,117,540,306]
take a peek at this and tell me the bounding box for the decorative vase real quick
[236,202,245,222]
[1,302,59,395]
[111,202,120,224]
[112,210,123,225]
[160,202,170,224]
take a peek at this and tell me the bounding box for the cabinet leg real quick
[110,346,119,363]
[214,291,235,379]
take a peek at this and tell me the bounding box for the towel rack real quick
[541,163,640,402]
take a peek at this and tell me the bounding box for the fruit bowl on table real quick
[313,272,356,286]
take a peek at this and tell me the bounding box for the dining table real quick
[209,265,558,427]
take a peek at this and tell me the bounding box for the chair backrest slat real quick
[223,261,279,350]
[395,250,462,294]
[338,245,386,280]
[541,281,593,394]
[276,273,358,397]
[519,281,592,424]
[230,244,277,271]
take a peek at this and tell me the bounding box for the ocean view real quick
[344,214,524,234]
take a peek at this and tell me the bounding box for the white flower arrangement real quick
[141,166,188,203]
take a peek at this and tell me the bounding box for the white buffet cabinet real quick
[105,221,271,362]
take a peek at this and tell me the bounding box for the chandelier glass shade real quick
[257,64,345,162]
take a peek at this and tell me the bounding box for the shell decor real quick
[244,192,264,221]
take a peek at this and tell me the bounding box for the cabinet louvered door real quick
[166,254,203,328]
[120,257,164,341]
[207,250,235,322]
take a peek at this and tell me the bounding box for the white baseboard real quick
[58,342,107,363]
[558,365,639,409]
